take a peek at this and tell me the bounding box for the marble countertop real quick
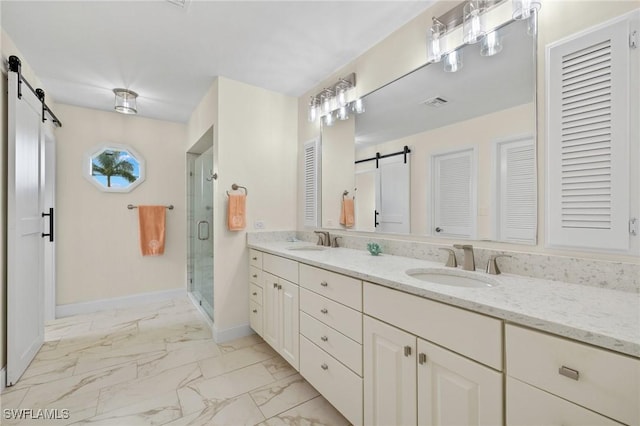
[248,241,640,358]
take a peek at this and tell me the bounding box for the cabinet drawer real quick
[506,324,640,426]
[299,264,362,310]
[263,253,298,283]
[249,249,263,269]
[249,300,263,337]
[300,312,362,376]
[249,266,262,286]
[300,336,363,425]
[300,288,362,343]
[506,377,623,426]
[249,283,263,305]
[363,282,502,370]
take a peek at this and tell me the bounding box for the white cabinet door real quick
[364,316,416,426]
[417,338,502,426]
[279,279,299,370]
[262,272,280,349]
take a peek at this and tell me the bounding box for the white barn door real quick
[7,70,45,386]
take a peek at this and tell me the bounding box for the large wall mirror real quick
[323,17,537,244]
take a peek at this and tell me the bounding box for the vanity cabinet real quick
[363,282,503,426]
[506,324,639,426]
[298,264,364,425]
[249,250,299,370]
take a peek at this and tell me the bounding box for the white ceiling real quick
[1,0,435,123]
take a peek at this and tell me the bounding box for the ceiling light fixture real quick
[444,50,463,73]
[113,88,138,115]
[307,73,363,126]
[480,30,503,56]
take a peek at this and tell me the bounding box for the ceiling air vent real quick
[422,96,448,108]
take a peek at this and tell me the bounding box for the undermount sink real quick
[406,268,498,288]
[287,245,329,251]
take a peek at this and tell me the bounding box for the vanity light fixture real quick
[463,0,485,44]
[444,50,463,73]
[307,73,363,126]
[113,88,138,115]
[480,30,503,56]
[427,0,541,72]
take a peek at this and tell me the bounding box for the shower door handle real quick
[197,220,210,240]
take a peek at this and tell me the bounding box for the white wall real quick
[298,0,640,264]
[187,77,297,341]
[55,104,187,305]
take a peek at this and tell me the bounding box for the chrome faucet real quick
[453,244,475,271]
[331,236,342,248]
[314,231,331,247]
[439,248,457,267]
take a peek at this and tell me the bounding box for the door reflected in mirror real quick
[323,17,536,244]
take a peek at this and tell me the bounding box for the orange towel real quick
[228,194,246,231]
[138,206,166,256]
[340,197,355,228]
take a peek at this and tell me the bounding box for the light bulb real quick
[308,97,318,122]
[336,86,348,107]
[324,111,335,127]
[322,93,332,115]
[338,105,349,121]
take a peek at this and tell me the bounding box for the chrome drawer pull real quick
[252,292,257,296]
[321,336,328,342]
[418,353,427,365]
[320,281,328,287]
[559,366,580,381]
[321,363,328,370]
[252,256,258,261]
[404,345,412,357]
[320,308,328,314]
[252,274,258,279]
[252,309,258,313]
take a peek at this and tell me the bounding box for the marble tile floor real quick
[0,297,350,426]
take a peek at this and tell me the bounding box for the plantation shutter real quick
[303,138,320,228]
[497,139,536,243]
[547,15,631,251]
[432,148,476,239]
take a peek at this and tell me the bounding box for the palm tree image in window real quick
[91,149,140,188]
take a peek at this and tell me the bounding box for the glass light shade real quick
[336,86,348,107]
[527,7,538,36]
[322,93,332,115]
[444,50,462,73]
[480,31,502,56]
[352,98,365,114]
[337,105,349,121]
[463,0,485,44]
[308,97,318,121]
[427,19,446,63]
[324,111,335,127]
[113,88,138,114]
[512,0,541,20]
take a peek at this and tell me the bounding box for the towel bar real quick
[127,204,174,210]
[226,183,248,196]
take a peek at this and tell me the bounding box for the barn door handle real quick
[41,207,54,242]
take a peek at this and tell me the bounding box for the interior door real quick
[42,124,56,322]
[7,71,45,386]
[377,156,410,233]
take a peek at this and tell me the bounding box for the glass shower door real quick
[191,147,214,320]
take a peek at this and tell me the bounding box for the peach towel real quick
[228,194,246,231]
[340,197,355,228]
[138,206,166,256]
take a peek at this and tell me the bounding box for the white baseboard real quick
[1,366,6,392]
[213,323,254,343]
[56,288,185,318]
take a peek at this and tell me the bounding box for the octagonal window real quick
[83,144,145,192]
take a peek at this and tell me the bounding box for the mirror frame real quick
[83,143,146,193]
